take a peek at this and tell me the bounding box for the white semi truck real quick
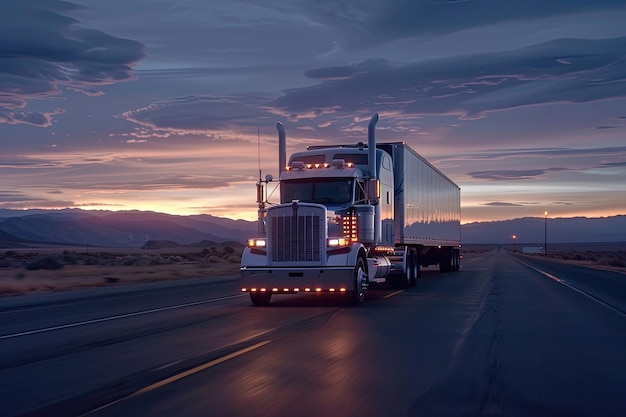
[241,114,461,306]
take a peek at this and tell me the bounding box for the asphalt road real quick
[1,247,625,417]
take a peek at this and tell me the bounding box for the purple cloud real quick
[0,0,145,126]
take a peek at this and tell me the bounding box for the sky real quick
[1,0,625,224]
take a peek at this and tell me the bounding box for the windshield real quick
[281,178,354,205]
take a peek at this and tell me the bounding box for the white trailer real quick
[241,114,461,305]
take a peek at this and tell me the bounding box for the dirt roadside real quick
[0,247,241,297]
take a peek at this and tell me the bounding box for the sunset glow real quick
[1,1,625,222]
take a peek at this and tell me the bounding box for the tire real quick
[439,249,451,273]
[409,250,419,286]
[250,291,272,306]
[347,256,367,306]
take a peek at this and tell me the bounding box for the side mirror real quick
[367,178,380,205]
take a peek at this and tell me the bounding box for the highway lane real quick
[1,248,625,416]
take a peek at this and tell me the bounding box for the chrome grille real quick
[269,208,322,263]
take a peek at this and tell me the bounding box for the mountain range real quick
[0,209,624,248]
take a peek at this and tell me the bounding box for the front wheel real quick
[250,291,272,306]
[347,256,367,306]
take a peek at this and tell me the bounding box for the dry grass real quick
[0,246,242,296]
[510,242,626,274]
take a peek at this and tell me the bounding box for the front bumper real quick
[241,266,355,293]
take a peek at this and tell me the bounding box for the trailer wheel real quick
[439,248,452,273]
[347,256,367,306]
[250,291,272,306]
[408,250,420,286]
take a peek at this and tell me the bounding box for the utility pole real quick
[543,211,548,256]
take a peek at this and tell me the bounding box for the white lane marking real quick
[0,294,246,340]
[517,260,626,317]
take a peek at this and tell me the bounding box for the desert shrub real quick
[227,255,241,263]
[149,255,165,265]
[84,257,100,265]
[62,254,78,265]
[5,250,17,256]
[207,255,221,263]
[24,256,64,271]
[608,259,625,267]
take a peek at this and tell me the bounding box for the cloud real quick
[445,146,626,162]
[297,0,626,45]
[270,37,626,121]
[118,37,626,138]
[0,108,65,127]
[467,167,571,180]
[482,202,525,207]
[0,0,145,126]
[119,94,277,138]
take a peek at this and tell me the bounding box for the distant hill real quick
[0,209,257,248]
[461,215,626,244]
[0,209,623,248]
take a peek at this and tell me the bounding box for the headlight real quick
[247,238,266,248]
[327,237,350,247]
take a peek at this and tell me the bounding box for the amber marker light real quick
[315,288,322,292]
[339,288,346,292]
